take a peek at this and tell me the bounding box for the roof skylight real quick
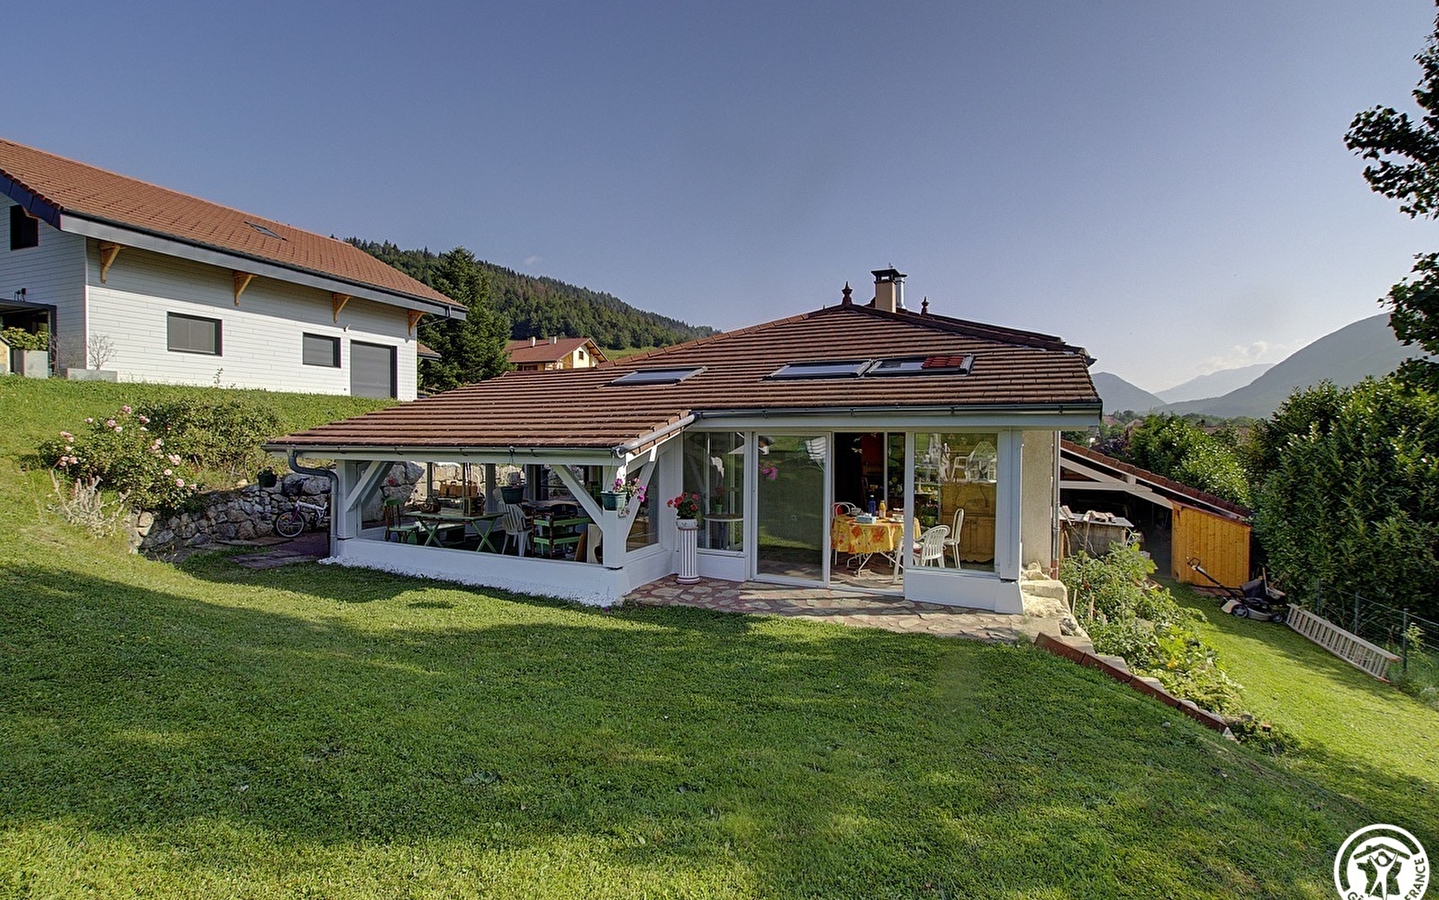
[244,221,284,240]
[768,359,872,380]
[868,355,975,376]
[609,366,705,386]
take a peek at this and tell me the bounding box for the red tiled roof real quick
[505,337,606,365]
[274,302,1100,453]
[1060,440,1251,519]
[0,137,456,309]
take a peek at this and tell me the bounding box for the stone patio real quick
[623,576,1069,644]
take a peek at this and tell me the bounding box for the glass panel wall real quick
[682,431,746,551]
[911,432,997,572]
[626,466,659,551]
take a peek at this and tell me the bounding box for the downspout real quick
[288,450,339,558]
[1052,431,1062,576]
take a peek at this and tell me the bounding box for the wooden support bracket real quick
[332,293,351,323]
[98,242,122,283]
[407,310,424,335]
[233,272,255,306]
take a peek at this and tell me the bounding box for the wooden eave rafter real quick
[407,310,424,335]
[331,292,351,323]
[98,242,121,283]
[233,271,255,306]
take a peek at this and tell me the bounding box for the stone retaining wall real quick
[127,463,422,555]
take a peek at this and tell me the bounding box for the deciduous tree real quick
[1346,4,1439,388]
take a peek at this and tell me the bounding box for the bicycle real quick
[274,497,329,538]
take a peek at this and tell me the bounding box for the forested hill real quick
[350,240,716,350]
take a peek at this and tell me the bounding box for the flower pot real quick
[676,518,700,584]
[257,470,278,488]
[600,490,625,511]
[11,348,48,378]
[501,485,526,504]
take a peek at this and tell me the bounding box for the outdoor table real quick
[409,510,505,549]
[829,515,918,579]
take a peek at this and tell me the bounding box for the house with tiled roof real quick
[505,336,607,371]
[269,268,1101,611]
[0,137,463,398]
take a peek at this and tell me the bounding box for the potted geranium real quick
[601,476,646,513]
[666,492,702,520]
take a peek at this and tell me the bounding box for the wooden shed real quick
[1059,441,1252,589]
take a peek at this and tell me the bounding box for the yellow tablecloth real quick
[830,516,916,555]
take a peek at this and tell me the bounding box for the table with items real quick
[829,515,919,578]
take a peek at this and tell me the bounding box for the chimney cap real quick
[530,336,537,346]
[871,267,906,282]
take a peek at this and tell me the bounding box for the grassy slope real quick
[1170,581,1439,833]
[1,377,1435,899]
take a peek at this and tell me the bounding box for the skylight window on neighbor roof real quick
[609,366,705,386]
[868,355,975,376]
[768,359,872,380]
[245,221,284,240]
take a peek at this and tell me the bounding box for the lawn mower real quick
[1186,558,1289,624]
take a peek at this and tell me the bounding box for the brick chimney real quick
[871,267,906,312]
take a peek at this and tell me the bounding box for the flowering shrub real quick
[666,493,702,519]
[758,462,778,481]
[135,396,280,478]
[38,405,198,512]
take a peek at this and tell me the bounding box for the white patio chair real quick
[914,525,949,567]
[942,509,965,568]
[500,503,531,557]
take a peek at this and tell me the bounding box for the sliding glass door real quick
[754,434,828,583]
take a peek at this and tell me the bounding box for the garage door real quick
[350,341,396,399]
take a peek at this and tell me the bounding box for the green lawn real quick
[1,376,1436,898]
[1170,580,1439,834]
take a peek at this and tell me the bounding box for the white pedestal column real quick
[677,518,700,584]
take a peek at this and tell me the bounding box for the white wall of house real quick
[1,200,87,367]
[82,241,419,398]
[1020,430,1056,570]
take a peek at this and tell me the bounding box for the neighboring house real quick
[0,137,464,399]
[271,268,1101,611]
[505,336,607,371]
[1059,440,1252,588]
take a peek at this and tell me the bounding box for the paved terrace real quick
[624,576,1069,644]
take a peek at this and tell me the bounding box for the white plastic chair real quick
[501,504,531,557]
[942,509,965,568]
[914,525,949,567]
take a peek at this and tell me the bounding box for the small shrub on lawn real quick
[37,405,199,512]
[1227,714,1301,755]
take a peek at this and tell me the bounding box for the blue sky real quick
[8,1,1436,390]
